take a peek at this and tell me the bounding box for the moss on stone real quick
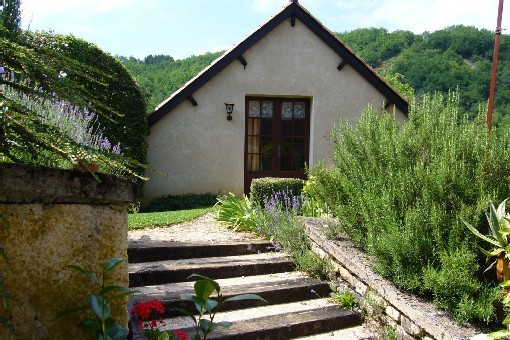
[0,204,128,339]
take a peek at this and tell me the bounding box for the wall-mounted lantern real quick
[224,102,235,121]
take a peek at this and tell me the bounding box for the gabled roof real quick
[149,1,409,126]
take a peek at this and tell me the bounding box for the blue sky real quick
[21,0,509,60]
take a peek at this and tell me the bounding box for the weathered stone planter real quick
[0,163,136,339]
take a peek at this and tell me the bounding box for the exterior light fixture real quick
[224,102,235,121]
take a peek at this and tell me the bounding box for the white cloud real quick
[249,0,286,14]
[21,0,136,28]
[347,0,508,33]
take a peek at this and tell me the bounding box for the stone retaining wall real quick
[0,164,136,339]
[304,218,483,340]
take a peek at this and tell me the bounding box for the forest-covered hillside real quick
[118,52,223,111]
[120,25,509,123]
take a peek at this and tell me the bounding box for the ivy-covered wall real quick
[0,164,136,339]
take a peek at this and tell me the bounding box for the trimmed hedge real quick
[250,177,305,206]
[142,193,217,212]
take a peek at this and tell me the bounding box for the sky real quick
[20,0,510,60]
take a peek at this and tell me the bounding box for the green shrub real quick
[142,193,217,212]
[330,290,358,310]
[310,92,510,323]
[422,249,496,322]
[250,177,304,207]
[215,193,261,232]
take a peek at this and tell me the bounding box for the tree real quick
[0,0,21,36]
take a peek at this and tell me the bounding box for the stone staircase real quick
[127,239,364,339]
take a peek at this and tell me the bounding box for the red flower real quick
[132,300,165,321]
[132,300,166,331]
[173,329,188,340]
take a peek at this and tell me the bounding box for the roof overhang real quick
[148,2,409,126]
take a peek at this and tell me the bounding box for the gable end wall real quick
[143,18,406,205]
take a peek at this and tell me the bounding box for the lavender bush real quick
[256,189,330,279]
[0,73,147,179]
[216,188,330,279]
[3,77,122,156]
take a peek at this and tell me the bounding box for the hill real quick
[120,25,510,122]
[118,52,223,111]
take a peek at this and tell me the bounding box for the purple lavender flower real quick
[83,111,95,122]
[100,137,111,151]
[112,142,122,155]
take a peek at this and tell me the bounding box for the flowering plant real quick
[131,300,187,340]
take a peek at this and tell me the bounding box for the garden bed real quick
[304,217,484,340]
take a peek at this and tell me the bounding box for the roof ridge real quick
[149,2,408,126]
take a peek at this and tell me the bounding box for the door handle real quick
[277,144,281,159]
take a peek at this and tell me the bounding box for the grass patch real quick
[128,207,215,230]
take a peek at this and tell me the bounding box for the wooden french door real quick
[244,97,310,193]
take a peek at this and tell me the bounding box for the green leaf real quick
[100,285,131,295]
[500,280,510,288]
[199,319,212,334]
[480,246,504,259]
[105,258,125,273]
[489,203,508,247]
[194,280,216,300]
[106,323,128,340]
[79,318,102,331]
[158,332,170,340]
[87,294,110,320]
[205,298,218,310]
[174,307,197,323]
[188,274,220,293]
[104,316,116,329]
[190,295,207,307]
[191,335,201,340]
[489,329,510,339]
[199,319,232,334]
[67,265,100,285]
[503,316,510,325]
[223,294,267,303]
[214,321,233,328]
[56,305,88,318]
[463,219,502,248]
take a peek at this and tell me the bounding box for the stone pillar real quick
[0,164,136,339]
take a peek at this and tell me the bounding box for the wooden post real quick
[487,0,504,135]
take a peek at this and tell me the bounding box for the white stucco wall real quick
[143,18,406,205]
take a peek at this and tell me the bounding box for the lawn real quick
[128,207,216,230]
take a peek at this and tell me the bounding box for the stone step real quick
[129,272,332,317]
[291,325,375,339]
[128,240,274,263]
[157,299,361,339]
[128,252,295,287]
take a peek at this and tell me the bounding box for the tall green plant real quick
[464,200,510,264]
[310,92,510,322]
[59,258,134,339]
